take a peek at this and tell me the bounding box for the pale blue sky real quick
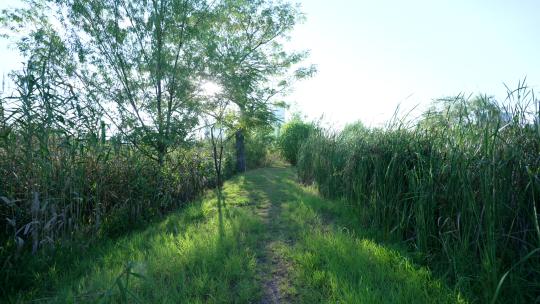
[1,0,539,127]
[287,0,540,126]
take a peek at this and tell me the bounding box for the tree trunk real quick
[235,129,246,173]
[157,144,166,167]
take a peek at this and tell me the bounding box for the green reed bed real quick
[0,80,236,296]
[296,88,540,302]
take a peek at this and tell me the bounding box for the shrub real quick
[278,119,315,165]
[246,127,275,169]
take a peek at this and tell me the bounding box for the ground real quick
[11,167,467,303]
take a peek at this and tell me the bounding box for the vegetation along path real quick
[16,167,466,303]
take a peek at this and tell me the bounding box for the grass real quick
[295,91,540,302]
[8,174,264,303]
[6,167,465,303]
[256,169,465,303]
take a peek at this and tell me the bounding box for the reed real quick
[296,86,540,302]
[0,63,240,295]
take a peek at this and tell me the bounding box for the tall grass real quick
[0,63,240,296]
[296,86,540,302]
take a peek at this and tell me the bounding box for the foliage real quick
[0,131,221,294]
[56,0,214,164]
[296,87,540,303]
[340,120,368,142]
[201,0,315,172]
[205,0,315,133]
[245,126,276,168]
[278,118,315,165]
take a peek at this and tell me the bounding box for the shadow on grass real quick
[10,174,267,303]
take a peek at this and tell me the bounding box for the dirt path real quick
[250,169,295,304]
[258,203,289,303]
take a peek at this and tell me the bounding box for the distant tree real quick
[340,120,367,141]
[420,94,503,132]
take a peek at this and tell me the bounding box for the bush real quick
[246,127,275,169]
[278,119,315,165]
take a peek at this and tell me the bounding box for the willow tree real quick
[206,0,314,172]
[36,0,217,165]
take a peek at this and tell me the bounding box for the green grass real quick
[252,168,465,303]
[8,167,465,303]
[295,92,540,303]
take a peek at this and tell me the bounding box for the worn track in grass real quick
[248,167,295,304]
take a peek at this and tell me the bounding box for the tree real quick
[205,0,315,172]
[202,92,231,189]
[420,94,503,132]
[4,0,218,165]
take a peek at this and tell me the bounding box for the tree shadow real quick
[216,188,225,241]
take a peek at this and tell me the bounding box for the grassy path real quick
[13,167,466,303]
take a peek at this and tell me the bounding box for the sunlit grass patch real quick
[269,169,466,303]
[286,230,466,303]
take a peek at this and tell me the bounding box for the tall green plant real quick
[296,88,540,303]
[278,118,315,165]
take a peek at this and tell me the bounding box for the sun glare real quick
[201,81,223,96]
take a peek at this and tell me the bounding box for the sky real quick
[286,0,540,127]
[1,0,539,128]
